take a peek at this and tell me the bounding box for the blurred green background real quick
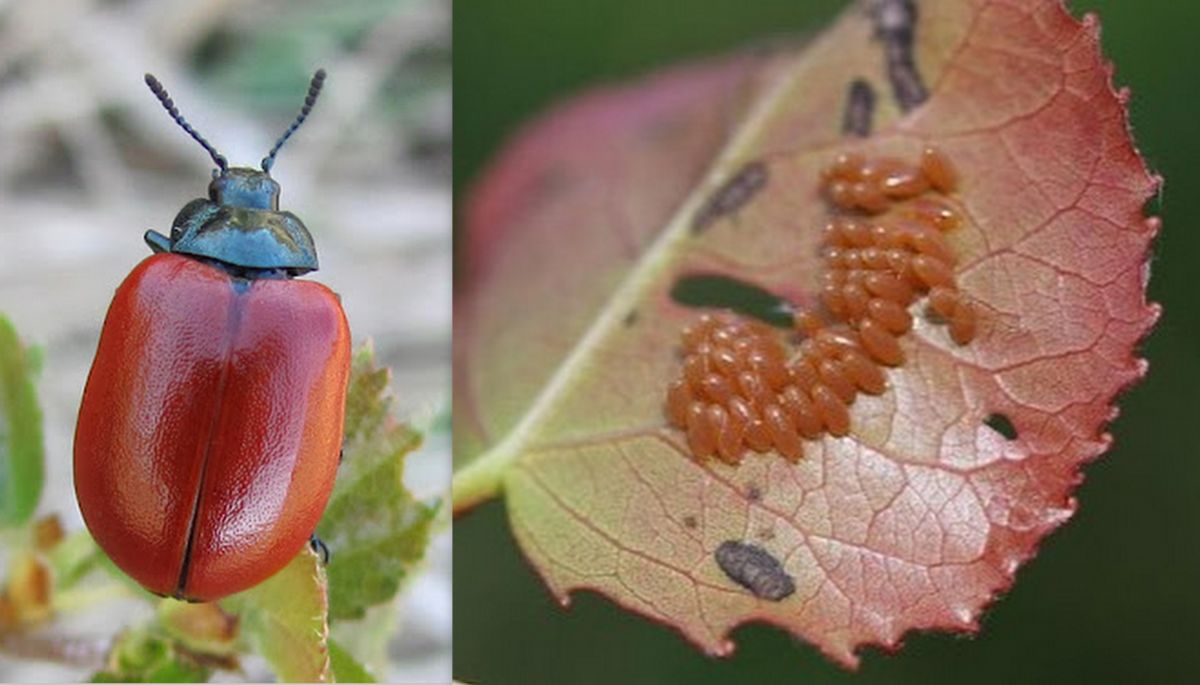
[453,0,1200,682]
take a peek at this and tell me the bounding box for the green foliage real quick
[91,627,210,683]
[319,345,438,621]
[46,529,105,591]
[330,638,376,683]
[158,601,239,658]
[223,550,331,683]
[196,0,431,111]
[0,314,44,527]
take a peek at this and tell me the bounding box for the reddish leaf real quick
[454,0,1159,667]
[454,53,772,468]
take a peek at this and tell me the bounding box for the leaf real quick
[329,638,377,683]
[454,0,1159,668]
[47,529,106,591]
[0,314,44,527]
[158,601,239,658]
[222,549,331,683]
[453,53,769,475]
[92,627,210,683]
[318,343,438,621]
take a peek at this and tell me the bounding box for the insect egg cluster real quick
[666,147,976,466]
[817,148,976,346]
[664,312,884,464]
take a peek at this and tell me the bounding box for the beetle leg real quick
[144,230,172,254]
[309,533,331,565]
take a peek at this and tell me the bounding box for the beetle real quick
[73,70,350,602]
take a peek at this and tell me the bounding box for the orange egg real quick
[858,318,904,366]
[920,147,958,193]
[668,147,976,466]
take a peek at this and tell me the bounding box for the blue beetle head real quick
[142,71,327,275]
[209,168,281,211]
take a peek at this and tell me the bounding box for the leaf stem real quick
[451,456,506,513]
[0,631,110,669]
[52,582,134,613]
[452,51,806,514]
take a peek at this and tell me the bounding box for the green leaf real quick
[46,529,105,591]
[329,638,376,683]
[0,314,44,527]
[91,626,210,683]
[223,549,331,683]
[158,600,239,658]
[318,344,438,621]
[201,0,421,109]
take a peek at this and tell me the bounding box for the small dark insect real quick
[870,0,928,111]
[714,540,795,602]
[843,78,876,137]
[691,161,768,232]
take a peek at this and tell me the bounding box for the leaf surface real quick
[92,626,211,683]
[454,53,772,471]
[319,344,438,621]
[454,0,1159,666]
[0,314,44,527]
[223,549,331,683]
[329,638,377,683]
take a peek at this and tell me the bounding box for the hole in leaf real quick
[670,274,793,328]
[984,413,1017,440]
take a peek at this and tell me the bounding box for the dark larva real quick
[870,0,928,111]
[692,160,769,233]
[842,79,876,138]
[714,541,796,602]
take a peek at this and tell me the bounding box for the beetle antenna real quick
[261,69,326,173]
[144,73,228,172]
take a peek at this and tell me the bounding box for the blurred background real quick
[453,0,1199,683]
[0,0,450,681]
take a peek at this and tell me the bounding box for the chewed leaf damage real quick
[459,0,1161,669]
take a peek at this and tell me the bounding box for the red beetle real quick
[74,70,349,602]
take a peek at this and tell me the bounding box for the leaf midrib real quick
[451,44,833,510]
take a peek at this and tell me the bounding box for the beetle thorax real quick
[209,168,280,211]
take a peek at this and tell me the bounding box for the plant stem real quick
[451,457,505,514]
[0,631,109,669]
[52,583,134,613]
